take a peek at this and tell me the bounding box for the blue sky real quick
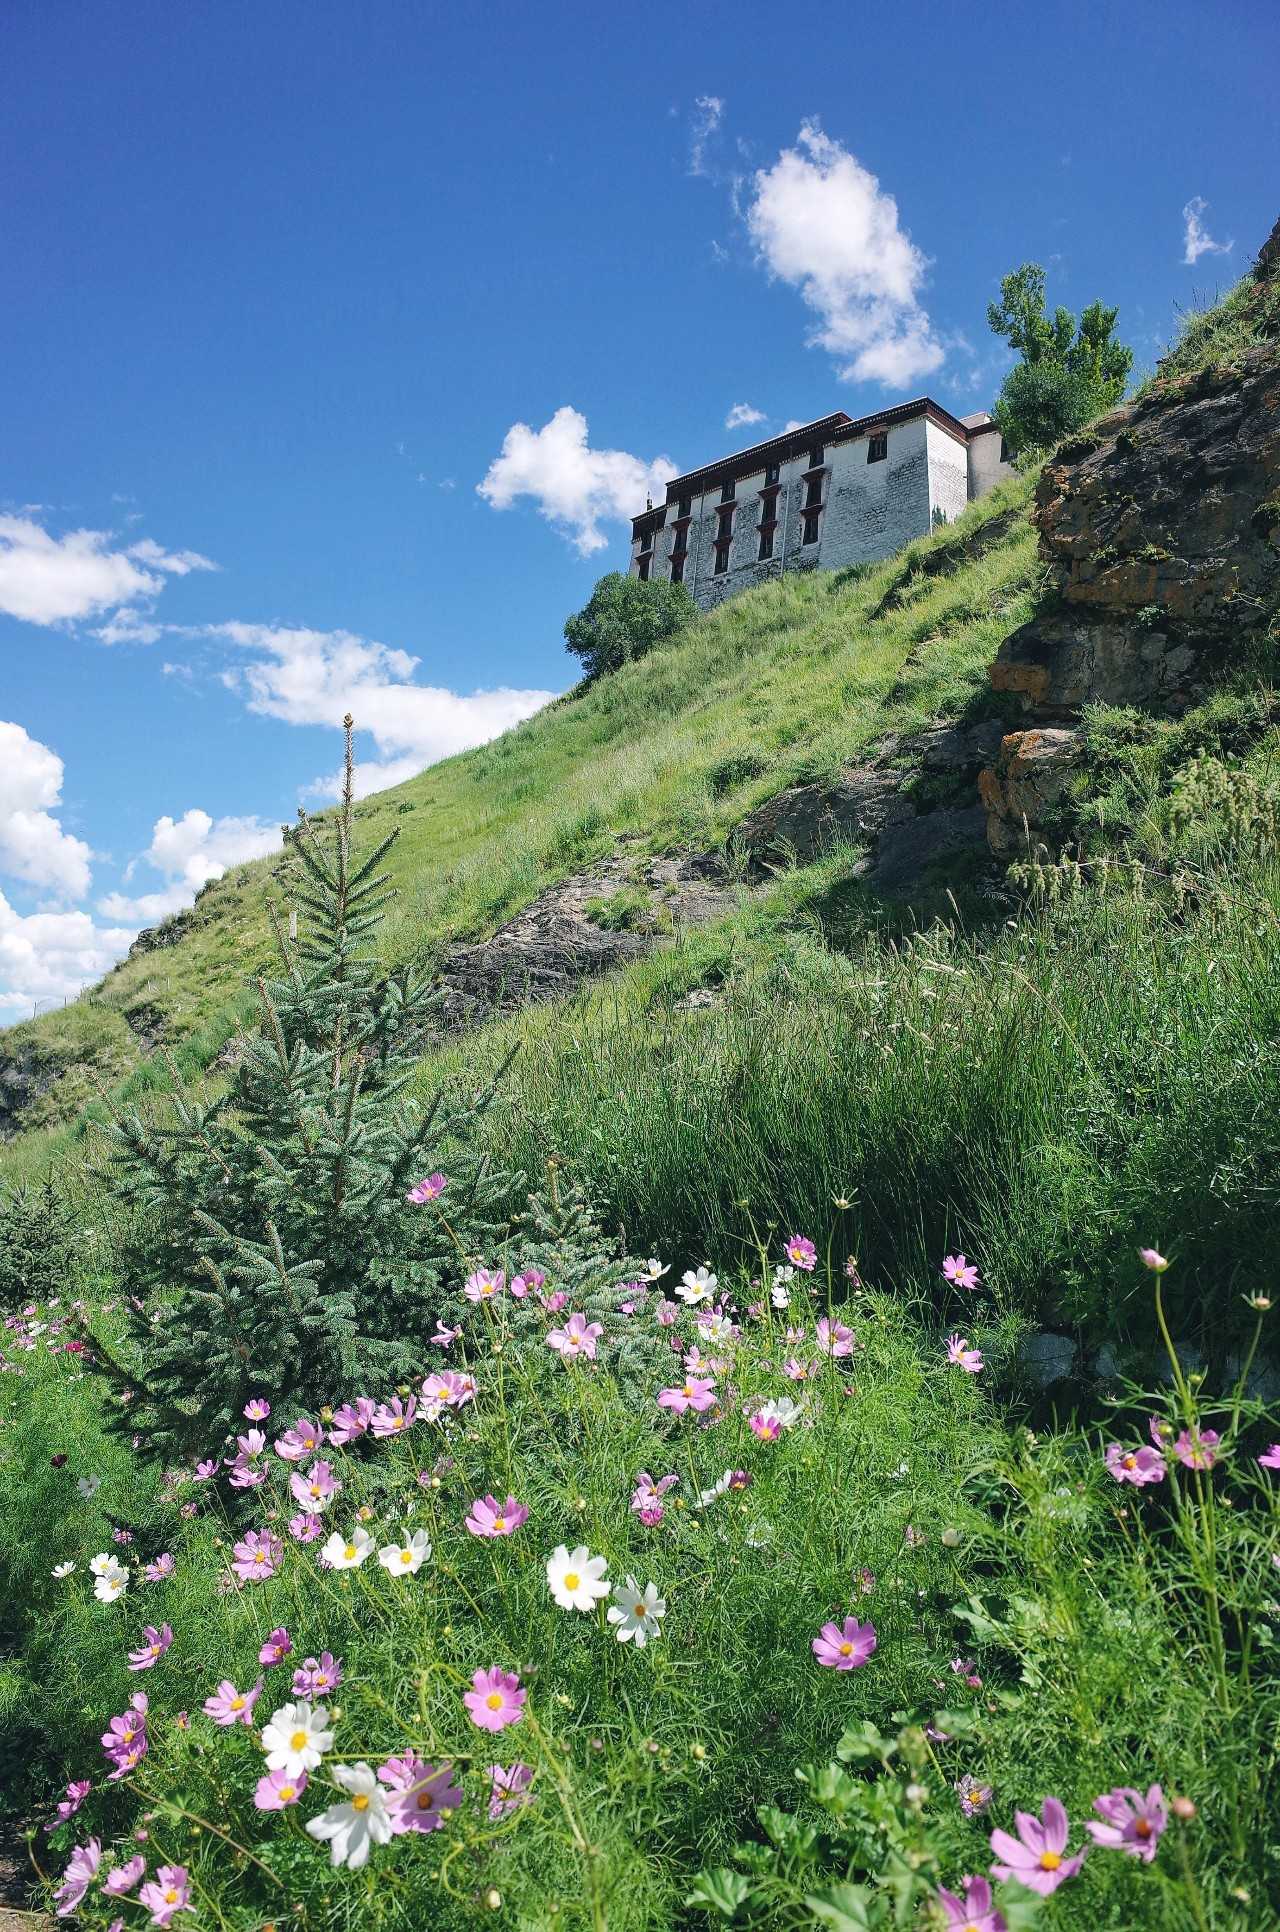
[1,0,1275,1018]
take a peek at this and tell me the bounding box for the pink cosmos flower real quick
[656,1299,678,1327]
[144,1553,175,1582]
[55,1839,101,1917]
[936,1876,1005,1930]
[406,1172,448,1203]
[465,1494,530,1538]
[946,1334,983,1373]
[539,1289,568,1314]
[290,1459,341,1509]
[138,1863,193,1927]
[226,1456,267,1490]
[1258,1443,1280,1471]
[785,1236,817,1271]
[943,1253,981,1291]
[371,1396,417,1438]
[950,1656,983,1688]
[386,1763,463,1835]
[289,1512,324,1543]
[750,1411,783,1441]
[1087,1784,1167,1862]
[254,1767,308,1810]
[1138,1247,1170,1272]
[430,1322,461,1348]
[127,1624,173,1671]
[812,1616,877,1670]
[274,1418,324,1462]
[510,1268,545,1299]
[487,1762,534,1820]
[464,1665,526,1733]
[193,1460,218,1481]
[237,1428,267,1458]
[202,1679,262,1727]
[547,1312,604,1361]
[328,1397,376,1445]
[292,1652,343,1697]
[54,1780,91,1825]
[957,1774,994,1817]
[243,1397,271,1420]
[989,1797,1085,1895]
[232,1529,283,1582]
[259,1626,293,1666]
[103,1855,147,1897]
[464,1267,506,1303]
[631,1472,679,1514]
[657,1377,717,1415]
[1105,1443,1166,1486]
[1174,1427,1221,1470]
[421,1369,475,1415]
[1149,1415,1174,1450]
[377,1749,427,1791]
[816,1317,854,1358]
[637,1505,665,1526]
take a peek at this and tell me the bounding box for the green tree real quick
[988,264,1133,456]
[85,718,516,1458]
[0,1176,84,1309]
[564,570,696,681]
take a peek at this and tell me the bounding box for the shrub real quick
[988,263,1133,457]
[564,571,696,681]
[0,1174,84,1308]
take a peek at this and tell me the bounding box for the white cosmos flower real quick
[305,1762,393,1869]
[607,1576,666,1647]
[93,1563,129,1603]
[676,1267,717,1305]
[643,1259,670,1282]
[696,1470,735,1508]
[88,1551,118,1576]
[77,1476,102,1499]
[378,1528,432,1576]
[757,1395,804,1430]
[261,1701,335,1777]
[546,1543,610,1611]
[52,1560,76,1578]
[321,1527,374,1570]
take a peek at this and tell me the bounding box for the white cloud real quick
[725,403,767,431]
[0,887,135,1023]
[98,809,282,925]
[1182,196,1233,266]
[689,94,725,176]
[745,121,944,388]
[0,515,214,629]
[0,721,93,900]
[476,406,675,556]
[202,622,555,798]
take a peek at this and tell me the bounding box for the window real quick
[807,444,824,470]
[867,431,888,463]
[999,437,1010,464]
[713,545,730,575]
[678,494,692,519]
[802,509,821,546]
[758,524,775,561]
[720,478,736,504]
[638,552,651,581]
[804,473,823,510]
[765,461,781,486]
[671,555,685,584]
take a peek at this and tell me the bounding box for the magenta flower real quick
[138,1863,193,1927]
[232,1528,283,1582]
[202,1679,262,1727]
[243,1396,271,1420]
[487,1761,534,1820]
[290,1459,341,1509]
[371,1395,417,1438]
[259,1626,293,1666]
[464,1267,506,1303]
[127,1624,173,1672]
[816,1317,854,1358]
[103,1855,147,1898]
[812,1616,877,1670]
[193,1460,218,1481]
[54,1839,101,1917]
[1258,1443,1280,1471]
[990,1797,1086,1895]
[943,1253,981,1291]
[655,1299,678,1327]
[510,1267,545,1299]
[226,1456,267,1491]
[1138,1247,1170,1272]
[144,1553,175,1582]
[785,1236,817,1271]
[464,1665,526,1733]
[657,1377,717,1415]
[378,1749,427,1791]
[274,1417,324,1462]
[547,1312,604,1361]
[1105,1442,1166,1486]
[631,1472,679,1514]
[946,1334,984,1373]
[54,1780,91,1825]
[637,1505,665,1526]
[101,1704,147,1759]
[421,1369,475,1415]
[1174,1427,1222,1470]
[957,1773,994,1817]
[254,1766,308,1810]
[1148,1415,1174,1450]
[465,1494,530,1538]
[539,1289,568,1314]
[1087,1784,1167,1862]
[430,1322,461,1348]
[292,1651,343,1697]
[237,1428,267,1458]
[288,1511,325,1543]
[406,1172,448,1203]
[386,1763,463,1835]
[936,1876,1005,1930]
[328,1397,375,1445]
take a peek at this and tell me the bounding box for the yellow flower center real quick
[839,1642,854,1656]
[231,1697,245,1711]
[1039,1850,1062,1871]
[486,1691,504,1710]
[164,1890,179,1905]
[400,1549,413,1564]
[1123,1455,1136,1469]
[495,1518,507,1532]
[150,1644,161,1655]
[634,1603,647,1617]
[392,1417,404,1429]
[563,1572,580,1591]
[290,1730,309,1750]
[254,1552,267,1564]
[344,1544,357,1560]
[352,1792,369,1812]
[280,1784,295,1801]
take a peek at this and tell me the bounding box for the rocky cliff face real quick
[982,220,1280,856]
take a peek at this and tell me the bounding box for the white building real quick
[628,399,1013,612]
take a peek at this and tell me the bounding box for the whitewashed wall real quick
[967,427,1014,499]
[925,419,970,528]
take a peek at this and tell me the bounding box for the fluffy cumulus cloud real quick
[476,406,676,556]
[725,403,766,431]
[1182,196,1234,266]
[745,121,943,388]
[205,622,556,797]
[98,809,282,924]
[0,721,93,899]
[0,515,215,629]
[0,890,136,1024]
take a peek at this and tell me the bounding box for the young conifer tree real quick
[89,718,514,1458]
